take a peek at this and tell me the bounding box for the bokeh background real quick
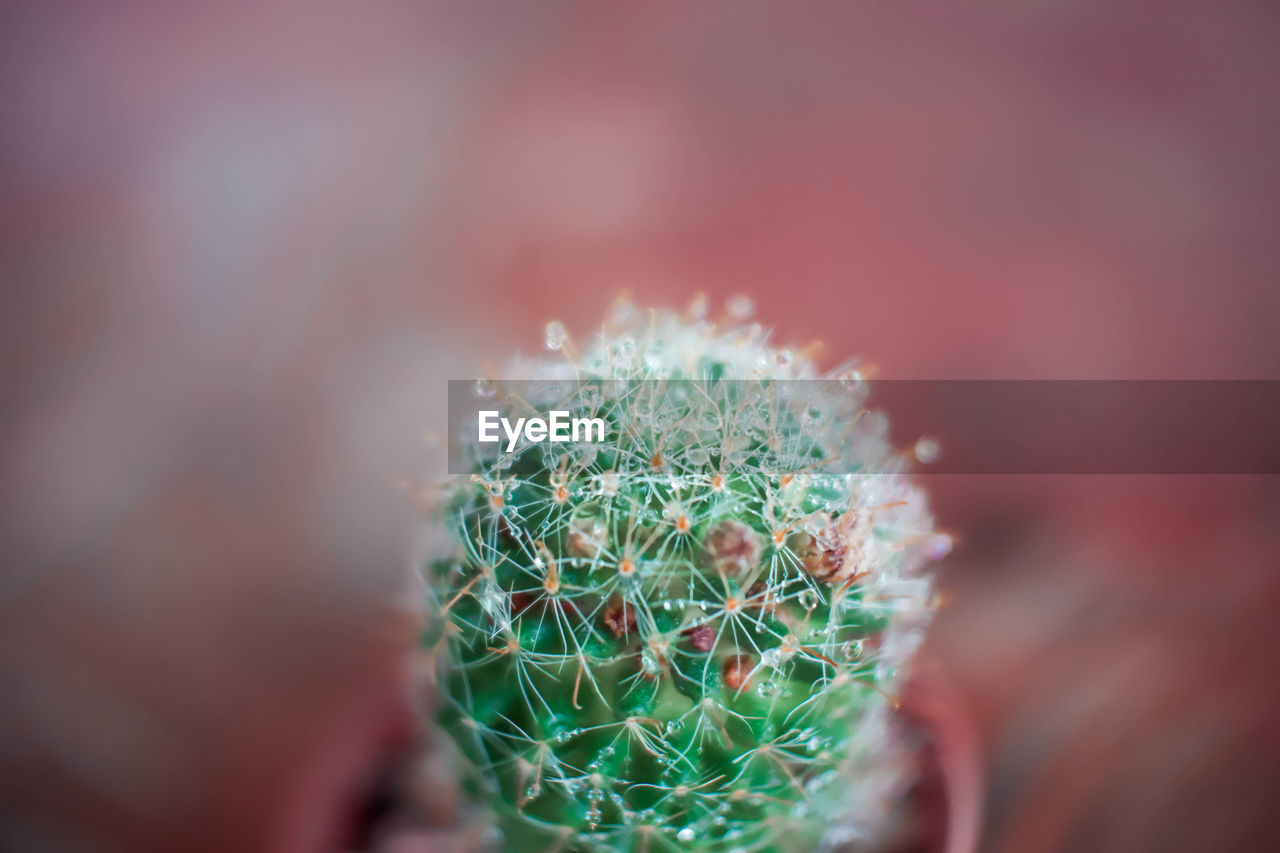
[2,3,1278,852]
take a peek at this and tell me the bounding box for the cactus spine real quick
[423,298,942,852]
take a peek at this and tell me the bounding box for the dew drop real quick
[914,436,941,465]
[608,296,636,326]
[838,369,864,390]
[689,293,709,320]
[677,827,696,843]
[726,294,755,320]
[474,378,495,398]
[797,589,819,610]
[544,320,568,351]
[927,533,954,560]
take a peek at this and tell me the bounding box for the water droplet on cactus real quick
[837,368,864,390]
[726,294,755,320]
[689,293,709,320]
[473,378,495,398]
[677,827,696,843]
[927,532,954,559]
[914,435,941,464]
[797,589,819,610]
[685,446,710,466]
[544,320,568,351]
[665,719,684,734]
[607,296,636,326]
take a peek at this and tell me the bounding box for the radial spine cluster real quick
[423,297,943,852]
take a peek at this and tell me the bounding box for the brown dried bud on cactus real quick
[791,510,873,586]
[603,596,637,638]
[703,518,762,577]
[681,623,715,652]
[721,654,754,691]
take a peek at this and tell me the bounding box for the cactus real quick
[422,297,944,852]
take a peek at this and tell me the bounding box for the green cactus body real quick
[424,299,942,852]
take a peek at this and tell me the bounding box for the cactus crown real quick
[424,298,942,852]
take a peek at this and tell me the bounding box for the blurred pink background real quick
[2,3,1278,851]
